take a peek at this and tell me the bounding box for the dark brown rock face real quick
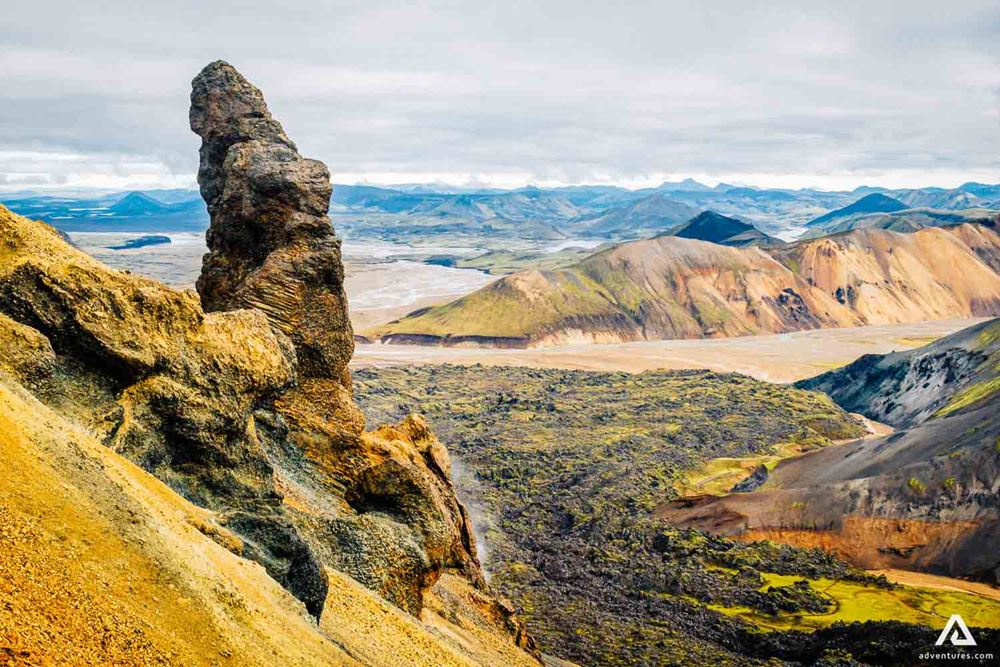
[191,60,353,384]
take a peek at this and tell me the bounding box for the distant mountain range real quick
[0,189,209,232]
[367,223,1000,346]
[1,180,996,242]
[570,193,697,238]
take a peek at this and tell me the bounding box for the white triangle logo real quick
[935,614,977,647]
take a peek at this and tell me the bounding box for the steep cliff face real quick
[0,60,538,665]
[191,61,353,385]
[370,224,1000,346]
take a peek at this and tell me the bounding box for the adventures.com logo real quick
[919,615,994,662]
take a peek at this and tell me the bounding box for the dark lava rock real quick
[191,60,353,384]
[106,235,171,250]
[188,61,488,618]
[730,464,768,492]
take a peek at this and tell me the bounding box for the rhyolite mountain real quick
[0,61,540,666]
[367,224,1000,347]
[667,210,780,247]
[661,318,1000,582]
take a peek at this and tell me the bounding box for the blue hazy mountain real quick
[655,177,713,192]
[806,193,908,228]
[3,180,996,242]
[571,193,698,238]
[109,192,172,215]
[1,190,208,232]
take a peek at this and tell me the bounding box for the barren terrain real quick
[354,318,985,382]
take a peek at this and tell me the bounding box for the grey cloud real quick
[1,0,998,190]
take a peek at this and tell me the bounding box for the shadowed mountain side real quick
[796,317,1000,427]
[667,210,781,247]
[367,224,1000,347]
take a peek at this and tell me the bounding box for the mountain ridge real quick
[368,223,1000,346]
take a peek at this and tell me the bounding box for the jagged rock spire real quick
[190,60,353,384]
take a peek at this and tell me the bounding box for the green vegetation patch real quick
[935,375,1000,418]
[714,572,1000,632]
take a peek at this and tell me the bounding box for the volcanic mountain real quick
[660,318,1000,582]
[667,210,780,247]
[368,224,1000,347]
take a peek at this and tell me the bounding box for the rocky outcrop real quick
[795,318,999,427]
[0,285,541,665]
[0,205,328,616]
[185,60,487,618]
[0,205,526,659]
[191,60,353,385]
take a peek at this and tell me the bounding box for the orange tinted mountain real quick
[367,224,1000,347]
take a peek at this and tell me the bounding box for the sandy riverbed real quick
[352,318,987,383]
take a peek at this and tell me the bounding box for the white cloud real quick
[1,0,997,191]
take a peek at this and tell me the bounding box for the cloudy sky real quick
[2,0,998,191]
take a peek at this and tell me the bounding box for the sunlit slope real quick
[0,371,355,666]
[369,224,1000,346]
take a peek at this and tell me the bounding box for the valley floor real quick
[353,318,986,382]
[873,570,1000,603]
